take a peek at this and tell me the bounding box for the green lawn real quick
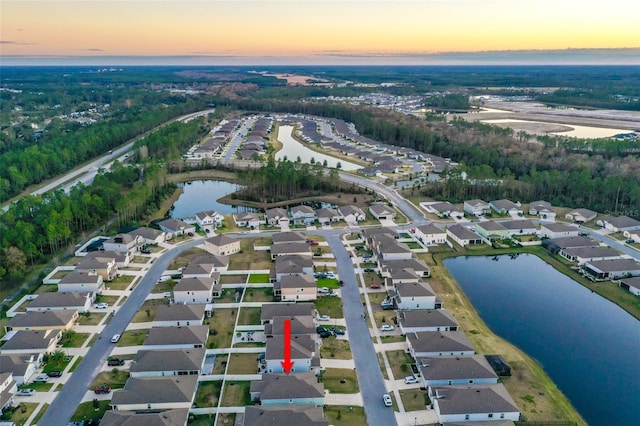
[319,368,359,393]
[227,353,259,374]
[324,406,366,426]
[117,329,148,347]
[151,279,177,293]
[220,381,251,407]
[70,400,111,422]
[399,388,429,411]
[315,296,343,318]
[237,307,261,325]
[94,294,120,306]
[242,287,276,302]
[18,382,53,392]
[320,337,352,360]
[386,350,414,380]
[377,353,389,380]
[206,308,236,349]
[132,298,169,322]
[77,312,106,325]
[317,278,341,288]
[42,354,72,373]
[5,402,38,426]
[247,273,270,283]
[90,370,129,389]
[68,356,83,372]
[194,380,222,408]
[106,275,134,290]
[61,331,90,348]
[30,403,48,425]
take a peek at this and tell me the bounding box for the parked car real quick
[110,334,121,343]
[380,324,395,332]
[316,326,329,334]
[47,371,63,378]
[332,327,346,336]
[33,374,50,383]
[370,284,381,289]
[107,358,125,366]
[383,393,392,407]
[355,245,364,250]
[339,280,344,286]
[364,268,375,273]
[307,240,319,246]
[16,388,35,396]
[319,330,333,338]
[317,287,330,294]
[94,385,112,394]
[187,232,195,237]
[163,292,172,298]
[95,302,109,309]
[317,315,330,321]
[141,247,151,254]
[404,375,420,384]
[626,239,636,244]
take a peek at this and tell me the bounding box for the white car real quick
[33,375,50,383]
[383,393,392,407]
[380,324,395,332]
[404,375,420,384]
[16,388,35,396]
[111,334,121,343]
[317,315,330,321]
[95,303,109,309]
[317,287,330,294]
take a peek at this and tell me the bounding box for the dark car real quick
[319,330,332,338]
[332,328,346,335]
[339,280,344,286]
[46,371,62,378]
[107,358,125,366]
[94,385,112,394]
[355,245,364,250]
[316,326,328,334]
[187,232,195,237]
[364,268,375,273]
[141,248,151,254]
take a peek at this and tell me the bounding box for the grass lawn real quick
[68,356,83,372]
[319,368,359,393]
[85,334,99,347]
[168,247,209,270]
[30,403,48,425]
[404,241,421,249]
[188,414,222,426]
[362,272,384,288]
[42,355,71,373]
[399,388,429,411]
[216,413,236,426]
[151,279,177,293]
[216,288,243,303]
[227,353,259,374]
[106,275,134,290]
[237,307,261,325]
[247,273,270,283]
[366,292,388,306]
[242,288,275,303]
[117,329,148,347]
[94,295,120,306]
[131,298,169,322]
[228,239,271,270]
[220,274,247,284]
[194,380,222,408]
[90,370,129,389]
[212,354,228,375]
[378,335,406,344]
[320,337,352,360]
[61,331,90,348]
[220,381,251,407]
[386,350,414,380]
[317,278,341,289]
[377,353,389,379]
[324,406,366,426]
[315,296,343,318]
[7,402,39,426]
[70,400,110,422]
[206,308,236,349]
[18,382,53,392]
[372,310,396,329]
[77,312,106,325]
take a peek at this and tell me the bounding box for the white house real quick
[0,372,17,414]
[429,384,521,423]
[315,208,341,225]
[27,292,93,313]
[102,233,144,254]
[398,309,459,334]
[414,224,447,246]
[624,230,640,243]
[0,353,41,385]
[290,205,317,225]
[234,212,262,229]
[583,258,640,280]
[619,277,640,296]
[110,376,198,412]
[0,329,62,354]
[194,210,224,234]
[565,208,597,224]
[57,271,104,294]
[529,200,556,221]
[157,218,196,237]
[182,255,229,276]
[500,219,537,236]
[202,234,240,256]
[601,216,640,233]
[407,331,475,359]
[127,227,167,245]
[338,205,365,224]
[560,246,622,265]
[129,348,205,378]
[173,277,219,304]
[464,199,490,216]
[490,199,522,216]
[417,355,498,387]
[276,274,317,302]
[392,281,439,310]
[446,225,483,247]
[153,304,207,328]
[142,326,208,350]
[265,208,290,228]
[264,334,317,374]
[540,223,578,239]
[250,373,324,406]
[369,204,396,221]
[425,202,463,219]
[75,252,120,281]
[373,235,413,261]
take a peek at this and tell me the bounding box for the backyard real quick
[194,380,222,408]
[237,307,261,325]
[206,308,236,349]
[227,353,259,374]
[131,298,169,322]
[220,381,251,407]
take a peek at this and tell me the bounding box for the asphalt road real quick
[38,240,201,426]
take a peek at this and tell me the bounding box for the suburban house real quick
[406,331,475,359]
[475,221,510,241]
[600,215,640,233]
[392,281,439,310]
[583,258,640,280]
[490,199,523,216]
[234,212,262,230]
[500,219,537,236]
[0,373,16,415]
[127,226,167,245]
[110,375,199,412]
[153,304,207,328]
[398,309,459,334]
[270,242,311,260]
[528,201,556,221]
[369,204,396,221]
[75,252,120,281]
[338,205,366,224]
[27,292,93,313]
[5,310,78,333]
[429,384,521,423]
[417,355,498,386]
[203,234,240,256]
[273,255,314,282]
[315,207,340,225]
[464,199,491,216]
[372,235,413,261]
[101,409,189,426]
[264,334,318,374]
[142,326,208,350]
[0,329,62,354]
[129,348,206,378]
[157,218,196,237]
[173,277,221,304]
[425,202,463,219]
[447,225,483,247]
[540,223,579,239]
[560,246,622,265]
[385,268,421,287]
[260,303,316,325]
[0,353,41,385]
[243,405,328,426]
[290,205,317,225]
[275,274,317,302]
[102,233,145,254]
[413,224,447,246]
[272,231,307,244]
[542,236,598,254]
[250,373,324,406]
[619,276,640,296]
[182,255,229,276]
[265,208,290,228]
[362,227,398,245]
[624,230,640,243]
[264,316,316,338]
[194,210,224,233]
[57,270,105,294]
[565,208,597,224]
[380,258,431,279]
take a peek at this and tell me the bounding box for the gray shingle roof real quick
[100,409,189,426]
[431,384,519,415]
[7,310,76,329]
[154,304,206,322]
[417,355,498,381]
[130,348,205,373]
[260,303,315,323]
[398,309,458,328]
[250,372,323,400]
[408,331,474,354]
[244,405,328,426]
[111,375,198,405]
[143,325,209,346]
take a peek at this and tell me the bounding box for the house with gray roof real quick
[234,212,262,229]
[398,309,458,334]
[250,373,324,406]
[381,258,430,278]
[142,326,208,350]
[6,310,78,333]
[264,334,318,374]
[275,274,317,302]
[476,221,510,241]
[153,304,206,328]
[429,384,521,423]
[264,315,316,337]
[0,329,62,354]
[0,353,41,385]
[369,204,396,221]
[273,255,314,281]
[182,255,229,276]
[425,202,463,219]
[392,281,439,310]
[127,226,167,245]
[110,375,198,411]
[272,231,306,244]
[129,348,206,378]
[270,242,311,260]
[490,199,522,216]
[315,208,340,225]
[540,223,579,239]
[446,225,483,247]
[101,408,189,426]
[372,235,413,261]
[243,405,329,426]
[417,355,498,387]
[414,224,447,246]
[362,227,398,244]
[565,208,597,224]
[203,234,240,256]
[528,200,556,221]
[194,210,224,234]
[542,236,597,254]
[560,246,622,265]
[173,276,220,304]
[291,205,317,226]
[265,208,290,228]
[157,218,195,237]
[583,258,640,280]
[0,372,16,414]
[260,303,315,325]
[500,219,537,236]
[27,292,92,313]
[407,331,475,359]
[601,215,640,233]
[103,233,145,254]
[464,199,491,216]
[619,276,640,296]
[57,270,105,293]
[338,205,365,224]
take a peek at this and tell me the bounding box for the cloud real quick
[83,48,104,52]
[1,40,35,45]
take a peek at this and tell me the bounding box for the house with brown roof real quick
[129,348,206,378]
[275,274,317,302]
[619,276,640,296]
[27,292,92,313]
[142,326,208,350]
[243,405,329,426]
[398,309,459,334]
[110,375,198,411]
[418,355,498,387]
[270,242,311,260]
[264,316,316,338]
[429,384,521,423]
[203,234,240,256]
[0,329,62,354]
[6,310,78,333]
[76,251,123,280]
[407,331,475,359]
[250,373,324,406]
[273,255,314,281]
[153,304,206,328]
[565,208,597,224]
[173,276,220,304]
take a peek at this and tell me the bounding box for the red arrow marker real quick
[281,319,294,374]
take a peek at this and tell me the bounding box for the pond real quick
[275,125,361,171]
[444,254,640,426]
[170,180,250,219]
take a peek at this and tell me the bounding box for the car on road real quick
[404,375,420,384]
[383,393,392,407]
[110,334,121,343]
[380,324,395,332]
[33,374,50,383]
[95,302,108,309]
[332,327,346,336]
[107,358,125,366]
[339,280,344,286]
[307,240,319,246]
[47,371,63,378]
[16,388,35,396]
[94,385,112,394]
[317,315,330,321]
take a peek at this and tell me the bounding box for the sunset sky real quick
[1,0,639,64]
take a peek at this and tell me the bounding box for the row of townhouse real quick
[264,205,369,227]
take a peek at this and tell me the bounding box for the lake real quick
[444,254,640,426]
[275,125,361,171]
[170,180,248,218]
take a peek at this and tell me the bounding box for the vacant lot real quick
[319,368,359,393]
[320,337,352,360]
[324,406,366,426]
[151,279,177,293]
[315,296,343,318]
[70,400,110,423]
[206,308,236,349]
[212,354,228,375]
[399,388,429,411]
[117,329,147,347]
[220,274,247,284]
[227,353,259,374]
[77,312,105,325]
[220,381,251,406]
[194,381,222,408]
[237,307,261,325]
[107,275,134,290]
[168,247,209,270]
